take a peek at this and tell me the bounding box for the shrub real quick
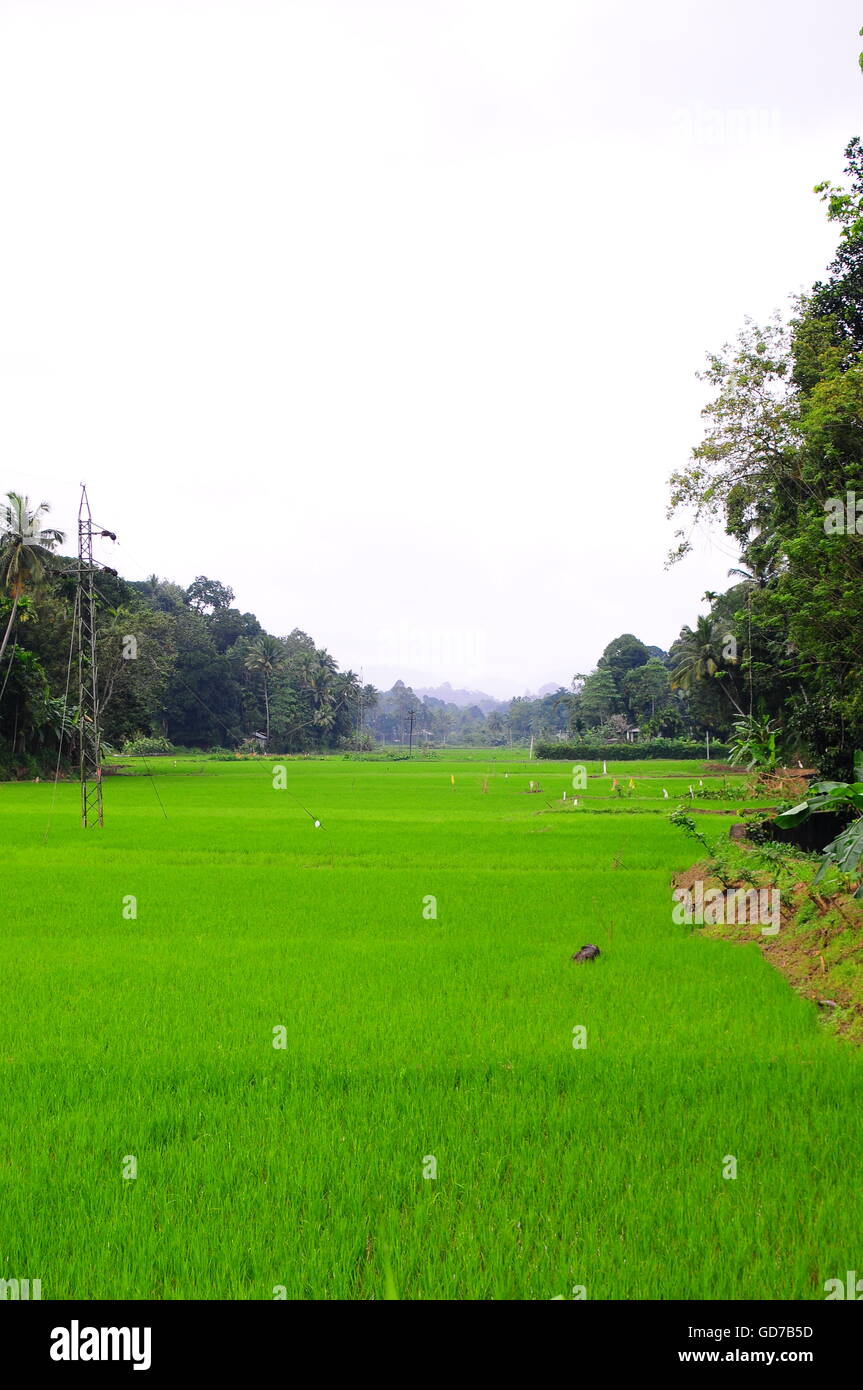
[336,733,376,752]
[121,734,177,756]
[535,741,730,761]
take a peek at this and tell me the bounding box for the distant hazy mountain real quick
[516,682,568,700]
[414,681,503,712]
[414,679,570,710]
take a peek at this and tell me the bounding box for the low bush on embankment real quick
[537,741,730,761]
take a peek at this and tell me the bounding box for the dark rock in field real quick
[572,944,601,962]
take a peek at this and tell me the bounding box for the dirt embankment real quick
[672,860,863,1043]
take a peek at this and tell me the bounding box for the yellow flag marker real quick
[451,774,455,789]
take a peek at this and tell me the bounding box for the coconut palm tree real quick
[303,657,337,733]
[0,493,65,668]
[727,546,778,589]
[243,635,285,749]
[671,615,746,716]
[292,650,352,743]
[670,615,723,688]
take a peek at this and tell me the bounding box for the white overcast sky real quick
[1,0,859,697]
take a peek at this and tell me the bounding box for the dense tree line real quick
[0,501,715,768]
[0,538,375,771]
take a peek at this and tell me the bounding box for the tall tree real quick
[670,616,745,718]
[0,494,64,667]
[244,635,286,748]
[597,633,650,687]
[185,576,236,614]
[579,668,621,725]
[622,657,671,724]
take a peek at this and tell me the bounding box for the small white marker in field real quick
[314,820,321,828]
[662,788,669,799]
[573,797,578,806]
[563,791,567,800]
[602,761,607,775]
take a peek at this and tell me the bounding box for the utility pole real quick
[407,707,415,757]
[76,485,116,827]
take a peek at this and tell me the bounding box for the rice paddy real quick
[1,756,860,1300]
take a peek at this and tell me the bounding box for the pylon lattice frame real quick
[77,486,103,827]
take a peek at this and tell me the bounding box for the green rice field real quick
[1,756,860,1300]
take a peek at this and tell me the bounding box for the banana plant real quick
[727,714,782,773]
[774,751,863,897]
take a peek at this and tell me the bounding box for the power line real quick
[137,752,169,819]
[42,589,79,844]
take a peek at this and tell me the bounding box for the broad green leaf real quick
[774,802,811,827]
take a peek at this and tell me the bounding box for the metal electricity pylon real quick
[76,485,116,827]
